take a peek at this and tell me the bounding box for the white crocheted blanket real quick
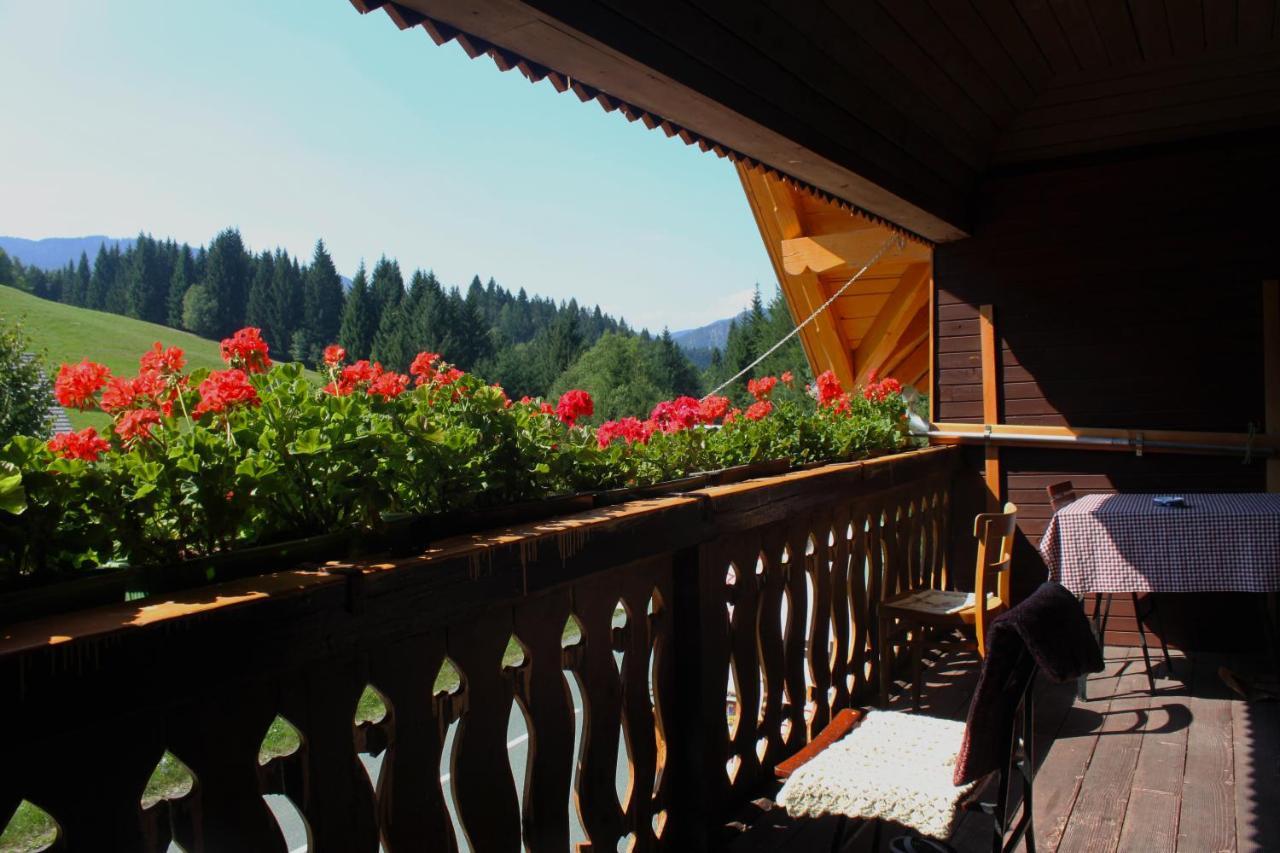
[776,710,976,840]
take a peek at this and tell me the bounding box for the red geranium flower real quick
[47,427,110,462]
[723,408,741,424]
[698,395,730,424]
[864,376,903,403]
[435,366,465,387]
[324,360,383,396]
[140,343,185,375]
[99,376,139,414]
[409,351,441,386]
[193,369,259,416]
[114,409,163,444]
[649,396,701,433]
[323,345,346,367]
[815,370,844,407]
[555,389,594,426]
[219,327,272,373]
[539,402,555,416]
[747,376,778,401]
[54,359,112,410]
[781,370,794,386]
[368,371,410,400]
[597,416,653,448]
[745,400,773,421]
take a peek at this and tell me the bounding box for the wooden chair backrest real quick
[973,502,1018,656]
[1046,480,1077,513]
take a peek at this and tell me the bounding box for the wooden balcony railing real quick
[0,446,957,852]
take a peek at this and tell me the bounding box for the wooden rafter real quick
[738,164,857,390]
[852,263,931,384]
[738,163,934,394]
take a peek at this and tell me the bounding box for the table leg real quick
[1077,595,1105,701]
[1264,592,1280,687]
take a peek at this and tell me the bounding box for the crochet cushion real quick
[776,710,976,840]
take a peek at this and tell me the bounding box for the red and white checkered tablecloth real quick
[1039,493,1280,594]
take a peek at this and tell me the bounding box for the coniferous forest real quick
[0,229,810,418]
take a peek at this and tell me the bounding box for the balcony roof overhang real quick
[347,0,1280,246]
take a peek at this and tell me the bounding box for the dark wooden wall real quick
[933,131,1280,652]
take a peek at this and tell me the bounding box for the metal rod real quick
[923,429,1277,459]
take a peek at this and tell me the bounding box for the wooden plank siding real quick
[933,132,1280,652]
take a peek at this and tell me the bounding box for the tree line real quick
[0,229,811,416]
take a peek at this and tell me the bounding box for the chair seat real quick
[881,589,1005,625]
[776,710,978,840]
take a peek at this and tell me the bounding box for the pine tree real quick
[0,248,13,287]
[125,234,167,323]
[264,250,301,349]
[245,250,275,332]
[301,240,344,359]
[167,245,194,328]
[370,304,414,371]
[338,262,375,359]
[203,229,252,337]
[369,256,404,315]
[86,245,110,309]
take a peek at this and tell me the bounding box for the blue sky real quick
[0,1,775,331]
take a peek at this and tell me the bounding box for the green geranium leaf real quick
[0,465,27,515]
[290,428,331,455]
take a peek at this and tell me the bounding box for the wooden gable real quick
[738,165,932,392]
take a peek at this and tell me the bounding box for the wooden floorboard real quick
[1177,657,1237,853]
[732,646,1278,852]
[1233,694,1280,852]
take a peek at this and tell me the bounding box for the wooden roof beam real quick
[853,263,931,384]
[780,229,930,276]
[738,165,857,390]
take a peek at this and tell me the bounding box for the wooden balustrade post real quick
[663,544,721,851]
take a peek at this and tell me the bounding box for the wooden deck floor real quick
[731,647,1280,852]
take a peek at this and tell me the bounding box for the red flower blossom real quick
[54,359,112,410]
[114,409,162,444]
[556,389,594,426]
[597,416,654,448]
[747,376,778,401]
[368,371,410,400]
[698,395,731,424]
[781,370,795,386]
[47,427,110,462]
[864,376,903,403]
[409,351,441,386]
[539,402,555,416]
[193,369,259,416]
[435,366,465,387]
[99,376,139,414]
[323,345,346,367]
[139,343,185,375]
[324,360,383,396]
[219,327,272,373]
[745,400,773,421]
[723,409,741,424]
[815,370,844,407]
[649,396,701,433]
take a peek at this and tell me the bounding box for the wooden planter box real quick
[0,446,957,853]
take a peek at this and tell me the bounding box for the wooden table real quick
[1039,493,1280,697]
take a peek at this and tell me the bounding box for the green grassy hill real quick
[0,285,310,431]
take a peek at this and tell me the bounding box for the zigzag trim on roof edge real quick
[349,0,932,247]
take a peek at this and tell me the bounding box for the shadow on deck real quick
[730,647,1280,852]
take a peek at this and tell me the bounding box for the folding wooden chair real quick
[878,503,1018,710]
[776,659,1039,853]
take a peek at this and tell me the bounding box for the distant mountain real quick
[670,309,750,352]
[0,235,135,270]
